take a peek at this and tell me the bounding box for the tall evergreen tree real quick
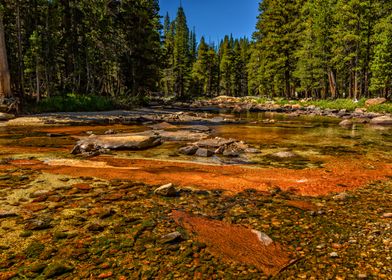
[370,14,392,98]
[251,0,305,98]
[173,6,191,99]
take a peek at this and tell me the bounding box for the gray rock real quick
[196,137,236,149]
[329,252,339,258]
[25,217,53,230]
[154,183,177,197]
[251,230,273,246]
[223,149,240,157]
[195,148,213,157]
[245,148,261,154]
[149,122,177,130]
[339,119,353,127]
[155,130,209,141]
[178,145,198,155]
[271,151,299,158]
[332,192,351,201]
[370,116,392,126]
[160,231,183,244]
[71,132,162,154]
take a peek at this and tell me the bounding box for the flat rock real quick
[271,151,299,158]
[339,119,353,127]
[149,122,177,130]
[195,148,213,157]
[178,145,198,155]
[71,133,162,154]
[370,116,392,125]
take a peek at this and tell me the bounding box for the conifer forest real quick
[0,1,391,279]
[1,0,392,104]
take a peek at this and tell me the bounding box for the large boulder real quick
[370,116,392,126]
[365,98,387,107]
[71,133,162,155]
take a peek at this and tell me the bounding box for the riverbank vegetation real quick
[0,0,391,111]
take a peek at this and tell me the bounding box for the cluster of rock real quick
[187,96,392,125]
[4,109,234,127]
[178,137,260,158]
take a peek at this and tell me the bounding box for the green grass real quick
[302,98,366,111]
[26,93,114,113]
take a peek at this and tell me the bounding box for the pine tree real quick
[370,14,392,98]
[251,0,305,98]
[219,35,234,96]
[173,6,191,99]
[294,0,335,99]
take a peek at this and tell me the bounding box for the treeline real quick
[249,0,392,99]
[1,0,161,103]
[1,0,392,106]
[160,7,250,99]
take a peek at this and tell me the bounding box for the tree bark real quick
[0,13,11,98]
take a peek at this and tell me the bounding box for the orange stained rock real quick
[10,155,392,196]
[172,210,294,276]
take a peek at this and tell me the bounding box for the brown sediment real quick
[9,155,392,196]
[172,210,294,276]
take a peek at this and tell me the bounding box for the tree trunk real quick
[0,13,12,98]
[328,71,337,99]
[16,0,24,98]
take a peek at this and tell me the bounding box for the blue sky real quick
[159,0,259,44]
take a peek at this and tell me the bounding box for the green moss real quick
[24,241,45,258]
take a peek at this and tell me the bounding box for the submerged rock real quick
[25,217,53,230]
[160,231,183,244]
[195,148,214,157]
[154,183,177,197]
[178,145,198,155]
[271,151,299,159]
[339,119,354,127]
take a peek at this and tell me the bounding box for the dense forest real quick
[0,0,391,107]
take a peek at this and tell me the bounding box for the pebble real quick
[332,192,351,201]
[25,217,53,230]
[154,183,177,197]
[382,213,392,218]
[161,231,183,244]
[329,252,339,258]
